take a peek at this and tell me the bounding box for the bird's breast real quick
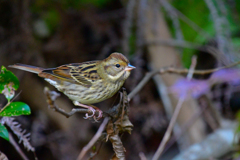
[45,78,124,104]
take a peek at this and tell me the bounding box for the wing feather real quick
[41,61,101,87]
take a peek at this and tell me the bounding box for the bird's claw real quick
[83,108,103,122]
[93,110,103,122]
[83,107,95,119]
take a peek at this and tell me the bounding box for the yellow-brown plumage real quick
[9,53,135,119]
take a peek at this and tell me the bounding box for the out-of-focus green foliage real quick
[0,66,31,141]
[0,102,31,117]
[0,66,19,93]
[31,0,112,36]
[0,66,19,101]
[170,1,213,67]
[168,1,239,68]
[42,9,60,34]
[0,124,9,141]
[61,0,112,8]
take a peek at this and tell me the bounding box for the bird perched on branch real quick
[9,52,135,120]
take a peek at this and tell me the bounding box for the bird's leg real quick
[73,101,96,118]
[73,101,103,120]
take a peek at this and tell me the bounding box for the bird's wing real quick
[41,61,101,87]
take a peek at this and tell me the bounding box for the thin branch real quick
[162,1,211,39]
[160,0,183,41]
[216,0,230,38]
[152,56,197,160]
[139,152,148,160]
[145,38,218,55]
[87,142,103,160]
[0,101,10,114]
[122,0,136,57]
[161,96,210,155]
[152,96,185,160]
[77,117,109,160]
[187,55,197,80]
[146,38,232,66]
[0,91,22,114]
[9,132,29,160]
[204,0,225,54]
[128,60,240,100]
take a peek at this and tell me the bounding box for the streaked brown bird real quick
[9,52,135,120]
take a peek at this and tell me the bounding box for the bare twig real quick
[161,96,210,155]
[128,60,240,100]
[136,0,146,48]
[139,152,148,160]
[145,38,223,58]
[204,0,225,55]
[9,132,29,160]
[187,56,197,80]
[152,56,197,160]
[122,0,136,57]
[77,117,109,160]
[152,96,185,160]
[147,38,231,67]
[216,0,230,38]
[160,0,183,41]
[0,101,10,114]
[161,1,211,39]
[87,142,103,160]
[0,91,22,114]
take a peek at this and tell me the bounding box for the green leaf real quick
[0,66,19,100]
[0,102,31,117]
[0,124,9,141]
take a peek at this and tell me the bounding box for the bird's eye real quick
[115,64,120,68]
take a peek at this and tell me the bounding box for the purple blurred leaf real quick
[210,69,240,84]
[171,79,210,98]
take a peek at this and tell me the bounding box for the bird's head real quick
[98,52,135,82]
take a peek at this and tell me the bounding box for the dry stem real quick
[152,56,197,160]
[128,60,240,100]
[77,117,109,160]
[9,132,29,160]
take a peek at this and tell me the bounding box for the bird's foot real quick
[84,108,103,122]
[73,101,103,122]
[93,109,103,122]
[83,107,95,119]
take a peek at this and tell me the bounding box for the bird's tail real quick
[8,63,45,74]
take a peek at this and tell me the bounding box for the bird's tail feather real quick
[8,63,44,74]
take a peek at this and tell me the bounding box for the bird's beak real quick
[125,64,136,71]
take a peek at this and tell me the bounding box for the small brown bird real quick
[9,52,135,120]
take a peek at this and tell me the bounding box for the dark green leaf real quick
[0,124,9,141]
[0,102,31,117]
[0,66,19,100]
